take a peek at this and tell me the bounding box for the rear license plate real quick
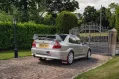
[39,44,49,48]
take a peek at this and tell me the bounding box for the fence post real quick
[108,28,117,56]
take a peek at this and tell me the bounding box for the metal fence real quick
[69,24,109,55]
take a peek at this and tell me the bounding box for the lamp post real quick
[13,18,18,58]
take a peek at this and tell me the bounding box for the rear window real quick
[33,34,56,40]
[59,35,67,41]
[46,36,56,40]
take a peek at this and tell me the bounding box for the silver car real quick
[31,34,91,64]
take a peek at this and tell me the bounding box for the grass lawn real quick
[80,32,108,37]
[0,50,31,60]
[75,56,119,79]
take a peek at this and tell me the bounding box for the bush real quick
[56,11,78,33]
[0,22,56,50]
[43,14,56,25]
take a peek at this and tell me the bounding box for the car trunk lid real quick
[32,34,62,49]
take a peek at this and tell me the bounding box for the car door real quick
[82,43,89,54]
[74,35,84,55]
[68,35,82,56]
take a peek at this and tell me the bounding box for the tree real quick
[0,0,17,14]
[83,6,110,27]
[27,0,47,23]
[107,9,115,28]
[0,11,13,22]
[109,3,118,13]
[0,0,47,22]
[83,6,97,23]
[77,13,83,26]
[116,5,119,29]
[107,3,118,28]
[100,7,110,27]
[56,11,78,33]
[116,5,119,40]
[46,0,79,14]
[43,14,56,25]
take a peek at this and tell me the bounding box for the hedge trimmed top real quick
[0,22,56,50]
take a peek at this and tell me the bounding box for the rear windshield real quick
[39,36,56,40]
[46,36,56,40]
[33,35,56,40]
[59,35,67,41]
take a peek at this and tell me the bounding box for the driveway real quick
[0,54,110,79]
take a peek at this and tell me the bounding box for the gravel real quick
[0,54,111,79]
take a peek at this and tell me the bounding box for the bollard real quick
[108,28,117,56]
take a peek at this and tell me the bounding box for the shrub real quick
[0,22,13,50]
[0,22,56,50]
[56,11,78,33]
[43,14,56,25]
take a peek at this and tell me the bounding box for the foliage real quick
[109,2,118,13]
[83,6,110,27]
[76,13,83,26]
[0,0,46,22]
[116,5,119,29]
[108,14,115,28]
[83,6,97,23]
[107,3,118,28]
[0,0,14,13]
[46,0,79,13]
[0,0,79,23]
[0,22,56,50]
[29,9,41,23]
[78,20,83,27]
[15,0,45,22]
[56,11,78,33]
[43,14,56,25]
[116,5,119,40]
[106,9,114,28]
[100,7,110,26]
[0,12,13,22]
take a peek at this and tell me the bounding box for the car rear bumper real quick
[31,48,68,60]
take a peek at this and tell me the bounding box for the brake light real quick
[32,41,36,48]
[52,41,61,49]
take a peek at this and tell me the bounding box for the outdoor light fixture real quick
[13,18,18,58]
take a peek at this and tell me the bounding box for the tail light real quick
[32,40,36,48]
[52,41,61,49]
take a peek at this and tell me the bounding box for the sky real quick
[75,0,119,13]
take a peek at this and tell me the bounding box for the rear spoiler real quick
[33,34,62,41]
[33,34,48,40]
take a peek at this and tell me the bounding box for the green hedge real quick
[0,22,56,50]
